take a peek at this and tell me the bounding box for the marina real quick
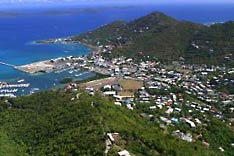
[14,55,88,74]
[0,60,97,97]
[0,37,95,97]
[0,83,30,89]
[0,89,18,93]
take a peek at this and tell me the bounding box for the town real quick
[0,40,234,155]
[52,51,233,155]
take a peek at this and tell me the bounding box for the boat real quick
[17,79,25,83]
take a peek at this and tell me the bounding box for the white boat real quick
[0,83,30,89]
[17,79,25,83]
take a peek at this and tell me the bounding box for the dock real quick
[0,61,16,68]
[0,60,56,74]
[16,60,55,74]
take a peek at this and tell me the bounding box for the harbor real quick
[14,55,91,74]
[0,57,97,97]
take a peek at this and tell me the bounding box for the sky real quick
[1,0,234,4]
[1,0,234,8]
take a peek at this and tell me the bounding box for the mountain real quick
[72,12,234,66]
[0,91,233,156]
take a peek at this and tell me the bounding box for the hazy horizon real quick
[1,0,234,10]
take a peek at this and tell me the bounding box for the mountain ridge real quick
[72,11,234,66]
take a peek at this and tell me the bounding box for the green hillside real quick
[72,12,234,66]
[0,91,233,156]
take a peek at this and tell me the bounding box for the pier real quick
[0,61,34,74]
[0,61,16,68]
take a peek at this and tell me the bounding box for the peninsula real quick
[69,12,234,66]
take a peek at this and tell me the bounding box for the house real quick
[89,92,95,96]
[202,141,210,147]
[112,84,122,92]
[195,118,202,124]
[184,118,196,128]
[157,104,163,109]
[85,87,94,92]
[107,133,115,142]
[114,95,122,102]
[114,102,122,106]
[219,147,225,152]
[118,150,131,156]
[126,104,134,110]
[149,106,157,110]
[181,133,193,142]
[123,99,131,104]
[103,91,116,96]
[103,85,112,91]
[160,116,171,124]
[107,132,120,144]
[171,118,179,123]
[165,108,173,114]
[115,67,120,74]
[172,130,193,142]
[175,107,181,112]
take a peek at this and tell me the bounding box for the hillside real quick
[0,91,233,156]
[72,12,234,66]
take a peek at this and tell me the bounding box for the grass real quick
[119,79,144,91]
[78,77,118,89]
[76,73,109,84]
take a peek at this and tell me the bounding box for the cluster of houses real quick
[1,47,232,154]
[46,33,233,153]
[69,54,232,117]
[62,55,233,149]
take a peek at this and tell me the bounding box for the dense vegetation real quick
[0,91,233,155]
[72,12,234,66]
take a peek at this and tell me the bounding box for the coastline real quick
[35,37,101,56]
[77,41,101,56]
[17,38,101,75]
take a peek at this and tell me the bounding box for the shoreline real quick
[35,37,101,56]
[19,37,100,74]
[77,41,101,56]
